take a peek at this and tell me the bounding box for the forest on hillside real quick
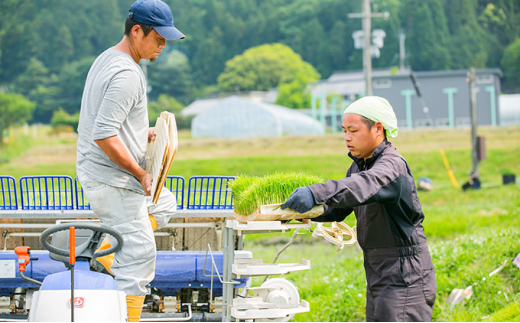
[0,0,519,125]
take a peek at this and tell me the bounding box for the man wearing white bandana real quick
[282,96,436,321]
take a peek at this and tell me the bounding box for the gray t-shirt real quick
[77,48,148,194]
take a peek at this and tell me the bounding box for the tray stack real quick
[233,203,324,222]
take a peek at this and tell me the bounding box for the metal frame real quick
[0,209,234,219]
[187,176,235,210]
[165,176,185,210]
[0,176,18,210]
[2,175,237,212]
[20,176,74,210]
[221,220,313,322]
[222,225,236,321]
[74,177,90,210]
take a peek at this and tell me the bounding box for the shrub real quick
[51,108,79,133]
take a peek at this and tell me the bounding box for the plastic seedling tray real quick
[233,203,324,222]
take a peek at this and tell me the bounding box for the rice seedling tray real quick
[225,219,311,235]
[232,258,311,278]
[233,203,324,222]
[229,172,325,222]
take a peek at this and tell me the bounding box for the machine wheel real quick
[259,278,300,322]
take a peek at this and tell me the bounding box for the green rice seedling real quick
[229,172,324,215]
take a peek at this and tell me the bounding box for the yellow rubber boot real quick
[126,295,145,322]
[95,237,114,275]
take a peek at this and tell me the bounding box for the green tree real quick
[501,38,520,93]
[400,0,451,70]
[441,0,489,69]
[14,58,49,97]
[0,92,34,146]
[51,26,75,67]
[51,108,80,132]
[275,73,315,109]
[30,56,95,123]
[148,94,192,129]
[217,43,320,92]
[148,50,193,104]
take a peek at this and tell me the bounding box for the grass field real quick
[1,125,520,321]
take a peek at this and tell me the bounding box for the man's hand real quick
[148,127,156,143]
[95,136,153,196]
[138,171,153,196]
[281,187,316,214]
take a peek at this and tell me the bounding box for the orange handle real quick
[69,227,75,265]
[14,246,31,272]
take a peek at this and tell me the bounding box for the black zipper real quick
[363,162,367,228]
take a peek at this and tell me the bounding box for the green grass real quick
[0,125,77,165]
[487,301,520,322]
[244,219,520,322]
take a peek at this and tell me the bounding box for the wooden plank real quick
[153,112,178,204]
[146,117,169,202]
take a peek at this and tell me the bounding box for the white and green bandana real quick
[344,96,399,138]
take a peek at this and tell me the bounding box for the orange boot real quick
[95,237,114,275]
[126,295,145,322]
[148,214,158,231]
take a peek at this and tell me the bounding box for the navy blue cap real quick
[129,0,185,41]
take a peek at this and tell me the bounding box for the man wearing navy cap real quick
[76,0,184,321]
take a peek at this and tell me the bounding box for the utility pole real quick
[348,0,389,96]
[362,0,372,95]
[468,68,479,177]
[399,29,406,71]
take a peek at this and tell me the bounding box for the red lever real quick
[69,227,75,265]
[14,246,31,272]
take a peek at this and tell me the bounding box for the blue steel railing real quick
[2,175,237,211]
[187,176,235,210]
[165,176,185,210]
[20,176,74,210]
[74,177,91,210]
[0,176,18,210]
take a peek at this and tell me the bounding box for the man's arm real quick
[90,70,153,195]
[309,156,404,209]
[312,205,353,222]
[95,136,153,196]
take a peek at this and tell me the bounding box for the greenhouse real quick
[191,96,325,138]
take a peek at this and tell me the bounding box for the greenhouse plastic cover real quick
[191,96,325,138]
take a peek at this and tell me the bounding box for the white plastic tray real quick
[225,219,311,235]
[231,298,310,320]
[232,259,311,277]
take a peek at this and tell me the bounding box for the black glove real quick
[281,187,316,214]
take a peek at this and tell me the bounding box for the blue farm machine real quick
[0,175,313,322]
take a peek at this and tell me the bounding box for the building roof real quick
[308,68,503,97]
[309,68,410,96]
[181,98,220,116]
[181,89,279,116]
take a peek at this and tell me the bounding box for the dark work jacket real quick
[308,139,427,250]
[308,139,436,321]
[309,140,437,322]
